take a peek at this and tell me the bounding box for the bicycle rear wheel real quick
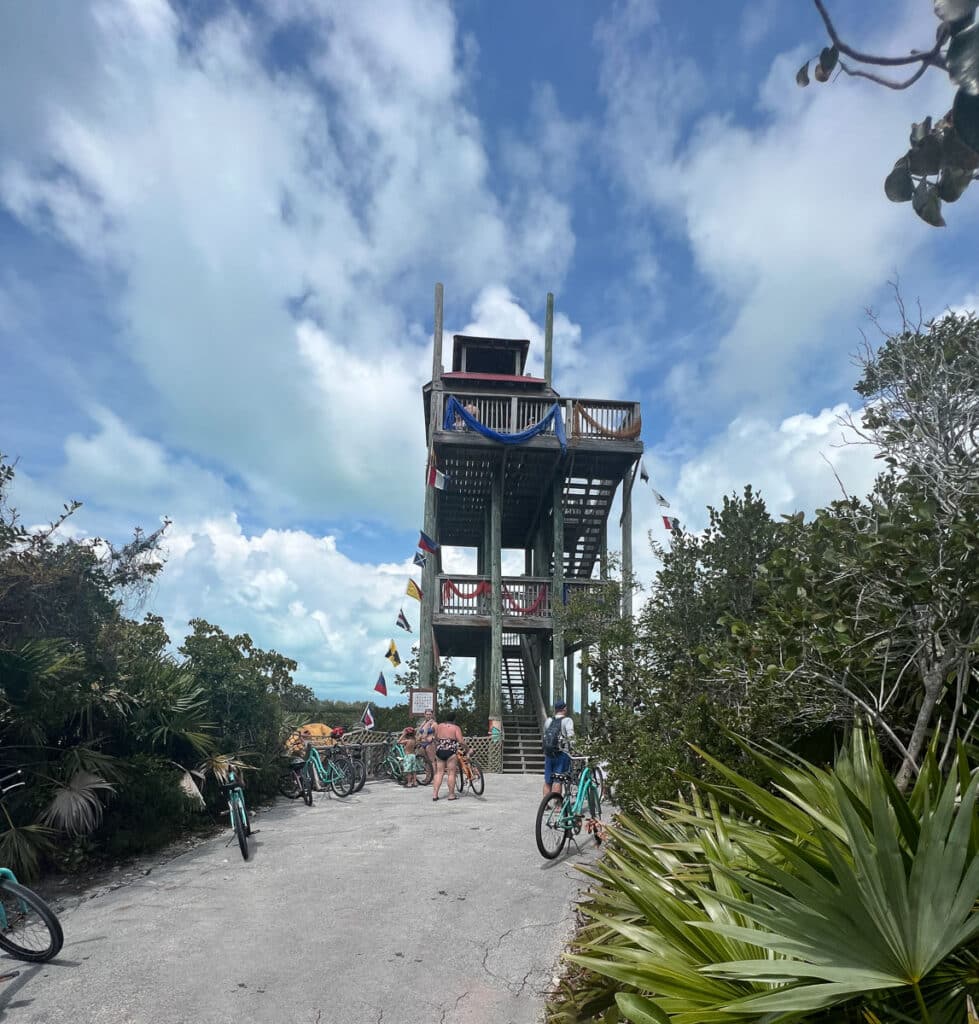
[351,758,366,793]
[536,793,568,860]
[278,770,301,799]
[301,767,313,806]
[330,756,355,798]
[453,764,467,795]
[415,756,432,787]
[0,879,64,962]
[469,763,485,796]
[232,802,250,860]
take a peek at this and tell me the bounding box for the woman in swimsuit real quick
[432,710,465,801]
[416,708,436,781]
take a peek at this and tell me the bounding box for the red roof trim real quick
[442,371,545,384]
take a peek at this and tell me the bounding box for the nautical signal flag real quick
[406,579,422,601]
[427,462,448,490]
[413,551,427,569]
[396,609,411,632]
[386,639,401,667]
[662,515,680,531]
[652,489,671,509]
[361,704,375,730]
[374,672,388,696]
[640,459,649,483]
[418,530,440,553]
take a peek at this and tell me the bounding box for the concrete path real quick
[1,775,602,1024]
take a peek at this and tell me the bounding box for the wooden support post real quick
[544,292,554,389]
[489,461,503,726]
[551,474,565,707]
[579,649,590,737]
[419,283,444,695]
[621,461,636,621]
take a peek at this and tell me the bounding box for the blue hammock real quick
[443,396,567,452]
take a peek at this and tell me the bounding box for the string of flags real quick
[364,516,444,714]
[637,458,679,531]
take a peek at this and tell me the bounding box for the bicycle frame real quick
[304,745,346,787]
[556,764,595,827]
[0,867,21,929]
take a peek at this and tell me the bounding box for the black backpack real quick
[542,716,566,757]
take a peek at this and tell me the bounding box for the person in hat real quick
[541,700,574,798]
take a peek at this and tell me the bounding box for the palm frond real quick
[38,770,115,836]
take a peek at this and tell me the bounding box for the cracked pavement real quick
[1,774,601,1023]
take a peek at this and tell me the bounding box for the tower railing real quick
[435,392,640,440]
[437,575,608,617]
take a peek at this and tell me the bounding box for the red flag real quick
[374,672,387,696]
[361,704,375,730]
[662,515,673,530]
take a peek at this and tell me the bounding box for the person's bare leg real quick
[433,760,444,799]
[447,755,458,798]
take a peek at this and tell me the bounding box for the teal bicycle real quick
[221,766,252,860]
[303,744,355,798]
[0,770,64,961]
[535,756,603,859]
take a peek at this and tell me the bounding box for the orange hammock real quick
[571,402,642,440]
[442,579,492,601]
[502,585,548,614]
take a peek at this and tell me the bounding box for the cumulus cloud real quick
[148,513,421,697]
[595,1,973,419]
[0,0,576,529]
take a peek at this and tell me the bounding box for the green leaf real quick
[796,61,810,87]
[819,45,839,73]
[884,157,914,202]
[935,0,979,22]
[948,22,979,95]
[912,179,946,226]
[953,87,979,154]
[614,993,670,1024]
[908,133,944,175]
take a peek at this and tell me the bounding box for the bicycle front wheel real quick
[536,793,568,860]
[232,803,250,861]
[0,879,64,962]
[301,767,313,806]
[469,763,485,796]
[331,756,355,798]
[415,756,432,787]
[352,758,367,793]
[587,783,603,844]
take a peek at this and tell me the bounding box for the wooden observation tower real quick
[417,285,643,772]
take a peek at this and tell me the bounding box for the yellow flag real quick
[386,639,401,667]
[406,579,422,601]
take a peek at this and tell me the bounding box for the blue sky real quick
[2,0,977,701]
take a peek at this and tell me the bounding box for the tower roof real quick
[451,335,530,375]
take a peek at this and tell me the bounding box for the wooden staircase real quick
[501,644,544,774]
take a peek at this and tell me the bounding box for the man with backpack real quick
[542,700,574,798]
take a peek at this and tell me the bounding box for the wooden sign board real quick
[409,689,436,715]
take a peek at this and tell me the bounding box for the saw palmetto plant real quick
[550,729,979,1023]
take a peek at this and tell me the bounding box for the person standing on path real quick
[432,711,465,801]
[417,707,436,780]
[542,701,574,798]
[397,726,419,787]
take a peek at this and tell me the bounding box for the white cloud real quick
[149,513,424,698]
[595,2,973,418]
[625,403,882,588]
[0,0,576,529]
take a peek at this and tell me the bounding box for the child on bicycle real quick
[398,726,419,788]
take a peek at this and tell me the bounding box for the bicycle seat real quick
[289,758,305,769]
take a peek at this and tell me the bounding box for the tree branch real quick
[838,59,930,91]
[813,1,946,69]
